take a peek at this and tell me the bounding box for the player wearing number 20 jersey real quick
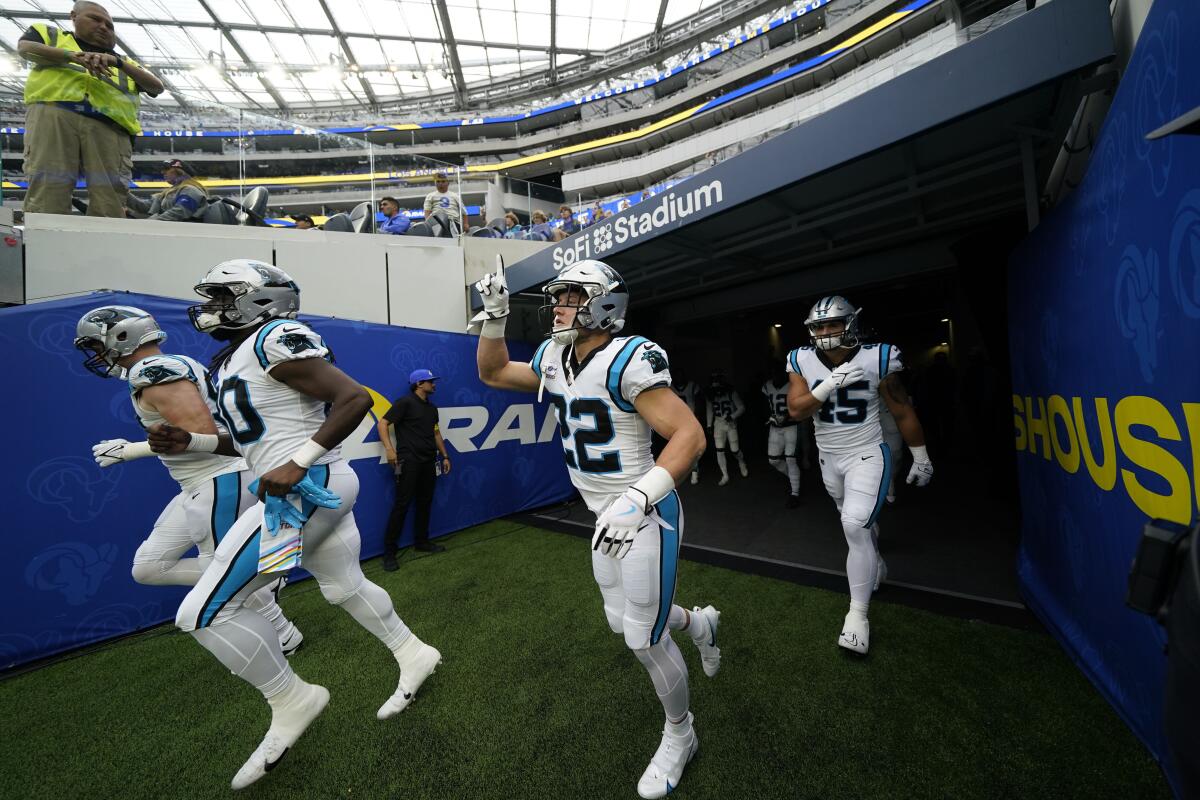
[786,295,932,656]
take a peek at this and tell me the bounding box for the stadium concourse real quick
[0,0,1196,798]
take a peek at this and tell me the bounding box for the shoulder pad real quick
[128,356,196,391]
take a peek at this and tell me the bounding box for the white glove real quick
[811,361,866,403]
[469,254,509,335]
[92,438,154,467]
[593,487,650,559]
[907,445,933,487]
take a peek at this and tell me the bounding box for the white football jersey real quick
[212,319,341,476]
[786,343,903,455]
[531,335,672,515]
[762,379,794,427]
[127,353,247,491]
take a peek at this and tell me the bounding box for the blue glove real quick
[293,475,342,509]
[261,493,308,536]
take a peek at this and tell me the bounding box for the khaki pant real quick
[23,102,132,218]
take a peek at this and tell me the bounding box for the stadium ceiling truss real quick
[0,0,791,115]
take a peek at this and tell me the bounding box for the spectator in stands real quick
[557,205,579,237]
[125,159,209,222]
[377,196,410,235]
[423,172,467,236]
[529,209,554,241]
[17,2,164,218]
[502,211,526,240]
[619,198,631,212]
[291,213,315,230]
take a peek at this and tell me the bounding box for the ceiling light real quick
[940,317,949,323]
[773,323,782,328]
[940,342,948,346]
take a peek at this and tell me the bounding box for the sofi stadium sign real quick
[551,180,725,270]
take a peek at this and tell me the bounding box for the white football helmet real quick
[805,295,861,351]
[189,259,300,338]
[74,305,167,378]
[540,260,629,345]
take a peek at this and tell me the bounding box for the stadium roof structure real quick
[0,0,797,112]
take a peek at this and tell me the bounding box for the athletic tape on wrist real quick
[630,466,676,511]
[185,433,219,453]
[810,380,835,404]
[909,444,929,463]
[481,317,507,338]
[291,438,328,469]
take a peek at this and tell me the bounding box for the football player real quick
[786,296,932,655]
[473,257,720,799]
[762,362,802,508]
[705,372,748,486]
[73,305,301,654]
[149,261,441,790]
[670,372,702,485]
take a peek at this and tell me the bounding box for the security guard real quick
[17,2,163,217]
[126,159,211,222]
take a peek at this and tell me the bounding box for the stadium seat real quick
[322,213,353,232]
[349,202,374,233]
[201,200,238,225]
[487,217,508,232]
[407,221,432,236]
[469,226,498,237]
[236,186,269,226]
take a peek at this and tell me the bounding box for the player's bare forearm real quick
[477,336,540,392]
[271,358,372,450]
[880,375,925,447]
[636,388,706,483]
[787,374,822,420]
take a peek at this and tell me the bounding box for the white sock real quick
[666,605,707,641]
[634,636,690,722]
[391,630,423,667]
[849,599,869,622]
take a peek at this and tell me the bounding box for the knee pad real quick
[843,518,874,545]
[768,456,782,464]
[131,560,166,586]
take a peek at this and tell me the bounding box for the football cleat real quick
[738,462,749,478]
[231,680,329,790]
[874,558,887,592]
[377,642,442,719]
[279,625,304,657]
[637,713,698,799]
[691,605,721,678]
[717,475,729,487]
[786,493,801,509]
[838,613,870,655]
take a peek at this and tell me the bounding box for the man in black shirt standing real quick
[379,368,451,570]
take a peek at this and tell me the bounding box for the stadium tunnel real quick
[484,0,1113,621]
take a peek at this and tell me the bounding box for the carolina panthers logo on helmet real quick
[137,365,180,384]
[278,332,317,354]
[641,348,668,373]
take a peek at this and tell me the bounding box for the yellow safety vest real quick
[23,24,142,135]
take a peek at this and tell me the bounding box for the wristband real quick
[630,466,676,512]
[123,441,155,460]
[909,445,929,463]
[185,433,219,453]
[481,317,507,339]
[291,438,328,469]
[810,380,835,404]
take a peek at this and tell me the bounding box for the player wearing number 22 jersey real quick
[474,257,721,799]
[786,295,934,656]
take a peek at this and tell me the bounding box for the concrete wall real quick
[18,213,544,332]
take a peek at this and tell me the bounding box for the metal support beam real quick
[653,0,671,48]
[433,0,468,107]
[549,0,557,84]
[314,0,377,107]
[194,0,286,111]
[1019,133,1039,231]
[115,34,191,110]
[0,9,598,58]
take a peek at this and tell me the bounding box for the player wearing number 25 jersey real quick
[474,257,720,799]
[786,295,933,655]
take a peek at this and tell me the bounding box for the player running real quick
[763,363,802,508]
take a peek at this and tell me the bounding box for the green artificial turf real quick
[0,522,1167,799]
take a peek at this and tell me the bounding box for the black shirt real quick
[383,392,439,461]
